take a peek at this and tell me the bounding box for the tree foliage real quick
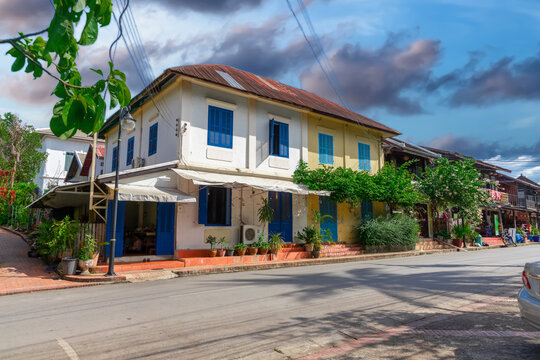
[417,157,491,224]
[2,0,131,139]
[0,113,46,188]
[293,160,423,210]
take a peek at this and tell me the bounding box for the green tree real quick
[0,113,47,188]
[418,157,491,225]
[293,160,423,212]
[0,0,131,139]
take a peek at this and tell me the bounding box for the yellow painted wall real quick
[306,114,390,243]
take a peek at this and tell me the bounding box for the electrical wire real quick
[286,0,350,109]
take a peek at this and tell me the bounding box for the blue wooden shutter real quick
[208,106,216,146]
[111,146,118,172]
[318,133,325,164]
[361,200,373,221]
[225,188,232,226]
[126,137,134,166]
[156,202,175,255]
[319,197,338,242]
[358,143,371,171]
[105,200,125,258]
[198,186,208,225]
[225,109,233,148]
[148,123,158,156]
[269,119,275,155]
[279,122,289,157]
[327,135,333,164]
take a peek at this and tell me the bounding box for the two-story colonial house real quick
[97,64,399,260]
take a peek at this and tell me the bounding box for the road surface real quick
[0,246,539,359]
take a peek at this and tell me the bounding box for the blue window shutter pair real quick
[358,142,371,171]
[361,200,374,221]
[148,123,158,156]
[111,146,118,172]
[126,137,134,166]
[208,106,233,148]
[198,186,232,226]
[269,119,289,157]
[318,133,334,164]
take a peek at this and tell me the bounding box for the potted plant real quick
[268,232,284,254]
[49,216,80,275]
[225,245,235,256]
[312,237,322,258]
[257,197,274,235]
[258,241,271,255]
[216,237,227,257]
[234,243,247,256]
[205,235,218,257]
[77,234,97,276]
[296,225,318,252]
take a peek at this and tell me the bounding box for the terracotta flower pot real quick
[235,249,246,256]
[247,247,258,255]
[208,250,217,257]
[216,249,226,257]
[258,248,269,255]
[312,250,321,258]
[92,251,100,267]
[304,243,314,252]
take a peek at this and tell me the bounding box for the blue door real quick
[319,197,338,242]
[106,200,126,258]
[156,202,175,255]
[268,192,293,242]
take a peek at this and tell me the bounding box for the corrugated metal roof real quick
[168,64,400,135]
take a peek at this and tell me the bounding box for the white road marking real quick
[56,338,79,360]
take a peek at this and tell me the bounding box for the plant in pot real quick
[50,216,81,275]
[268,232,284,255]
[205,235,218,257]
[297,225,318,252]
[216,237,227,257]
[258,240,271,255]
[234,243,247,256]
[225,245,235,256]
[257,197,274,235]
[77,234,97,276]
[312,237,322,258]
[249,232,265,255]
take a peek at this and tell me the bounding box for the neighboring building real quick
[383,138,441,237]
[34,129,104,191]
[96,64,399,259]
[64,144,105,183]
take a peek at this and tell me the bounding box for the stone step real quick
[322,251,364,257]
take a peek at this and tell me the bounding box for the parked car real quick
[518,261,540,329]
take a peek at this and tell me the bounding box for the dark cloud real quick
[301,36,441,114]
[145,17,314,80]
[0,0,53,35]
[432,51,540,106]
[134,0,263,13]
[201,21,313,78]
[426,133,540,160]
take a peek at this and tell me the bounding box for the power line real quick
[285,0,350,109]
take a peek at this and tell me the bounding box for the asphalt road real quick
[0,247,539,359]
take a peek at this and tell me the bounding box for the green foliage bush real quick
[33,216,80,260]
[451,223,476,241]
[355,215,419,247]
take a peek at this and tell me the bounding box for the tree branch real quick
[9,41,92,90]
[0,28,49,44]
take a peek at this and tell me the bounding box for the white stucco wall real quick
[35,136,94,190]
[104,84,181,174]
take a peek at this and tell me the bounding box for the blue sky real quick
[1,0,540,179]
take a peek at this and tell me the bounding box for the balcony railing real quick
[488,190,519,207]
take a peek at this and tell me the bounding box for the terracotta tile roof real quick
[168,64,400,135]
[422,146,511,173]
[80,145,105,177]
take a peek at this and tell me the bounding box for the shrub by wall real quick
[356,215,419,252]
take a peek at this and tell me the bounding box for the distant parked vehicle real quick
[518,261,540,329]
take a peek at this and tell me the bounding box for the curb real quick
[1,226,31,245]
[171,248,460,277]
[62,274,127,283]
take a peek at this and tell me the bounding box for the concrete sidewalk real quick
[0,228,94,295]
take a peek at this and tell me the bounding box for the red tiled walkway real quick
[0,228,91,295]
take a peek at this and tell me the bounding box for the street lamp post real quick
[106,106,136,276]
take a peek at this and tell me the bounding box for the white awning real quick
[172,169,329,196]
[105,184,196,203]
